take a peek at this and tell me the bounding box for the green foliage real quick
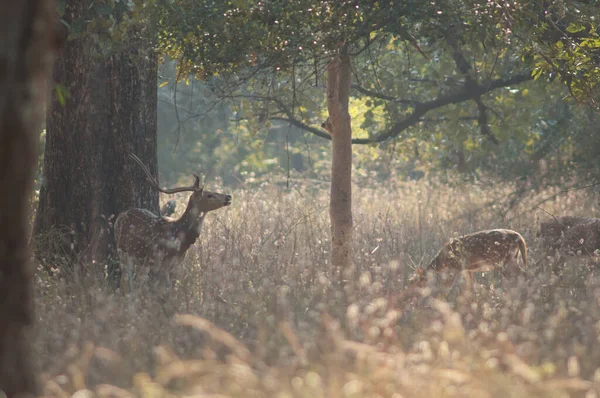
[154,0,543,187]
[155,0,438,78]
[505,0,600,106]
[156,41,597,188]
[57,0,157,58]
[157,60,316,186]
[56,1,599,188]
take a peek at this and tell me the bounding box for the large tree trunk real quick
[0,1,60,396]
[326,51,353,270]
[34,1,159,275]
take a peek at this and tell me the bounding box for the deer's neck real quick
[174,202,207,249]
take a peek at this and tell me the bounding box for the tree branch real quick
[215,92,331,139]
[421,116,479,123]
[446,32,499,144]
[219,71,533,145]
[475,98,498,144]
[271,117,332,140]
[351,83,418,105]
[365,71,533,144]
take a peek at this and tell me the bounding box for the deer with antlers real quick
[113,154,232,294]
[411,229,528,292]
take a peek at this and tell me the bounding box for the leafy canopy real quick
[504,0,599,106]
[155,1,440,78]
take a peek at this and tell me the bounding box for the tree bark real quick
[34,0,159,274]
[0,1,60,396]
[326,50,353,269]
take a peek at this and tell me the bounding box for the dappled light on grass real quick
[34,176,600,397]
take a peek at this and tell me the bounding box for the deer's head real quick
[187,187,232,214]
[128,153,232,216]
[408,268,428,288]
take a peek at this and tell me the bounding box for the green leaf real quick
[566,23,585,33]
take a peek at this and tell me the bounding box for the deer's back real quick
[458,229,522,251]
[442,229,524,270]
[114,208,176,262]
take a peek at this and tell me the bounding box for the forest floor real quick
[34,176,600,397]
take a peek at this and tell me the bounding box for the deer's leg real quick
[503,251,526,282]
[146,255,175,312]
[119,270,128,296]
[154,266,176,316]
[117,252,132,296]
[467,270,476,292]
[124,255,147,296]
[455,270,475,298]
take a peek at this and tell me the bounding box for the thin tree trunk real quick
[34,0,158,276]
[0,1,60,396]
[326,50,353,270]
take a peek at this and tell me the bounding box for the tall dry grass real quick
[34,175,600,397]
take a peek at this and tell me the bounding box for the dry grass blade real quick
[432,299,466,345]
[155,360,213,386]
[503,354,541,383]
[71,389,95,398]
[95,384,137,398]
[174,314,251,363]
[132,372,167,397]
[94,347,124,365]
[154,345,182,367]
[339,340,378,355]
[433,369,473,384]
[542,378,594,391]
[42,380,70,398]
[278,321,307,365]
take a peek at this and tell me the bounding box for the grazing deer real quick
[114,154,232,294]
[412,229,528,291]
[539,216,600,272]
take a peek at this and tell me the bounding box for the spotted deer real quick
[539,216,600,273]
[412,229,528,291]
[113,154,232,294]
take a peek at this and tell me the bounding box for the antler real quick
[129,153,201,193]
